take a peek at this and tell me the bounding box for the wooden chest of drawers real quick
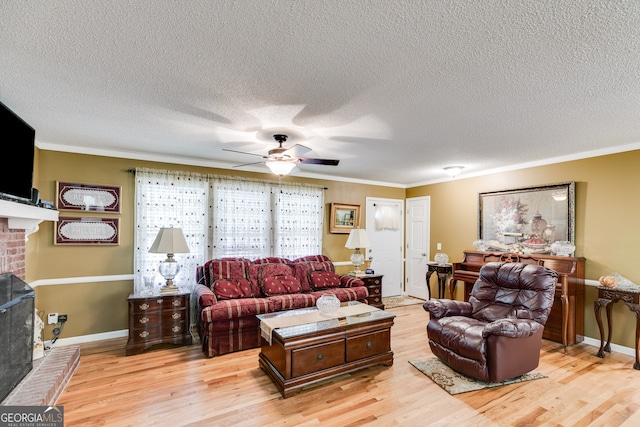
[357,274,384,309]
[126,292,192,356]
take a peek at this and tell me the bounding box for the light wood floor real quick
[58,304,640,427]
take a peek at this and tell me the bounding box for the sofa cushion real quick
[253,257,291,265]
[293,255,332,264]
[262,274,302,296]
[212,278,254,300]
[291,260,336,292]
[310,271,341,290]
[267,293,317,311]
[205,258,252,288]
[201,298,273,322]
[248,263,297,296]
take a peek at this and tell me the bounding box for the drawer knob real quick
[139,303,149,310]
[172,313,181,320]
[172,326,182,333]
[374,288,380,294]
[139,317,149,324]
[172,300,181,307]
[366,341,372,349]
[317,354,323,361]
[156,298,164,304]
[139,331,149,338]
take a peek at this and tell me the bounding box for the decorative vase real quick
[434,252,449,265]
[472,239,489,252]
[550,240,575,257]
[530,212,548,238]
[316,294,340,316]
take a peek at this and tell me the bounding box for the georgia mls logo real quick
[0,405,64,427]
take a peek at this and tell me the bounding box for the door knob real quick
[421,253,426,256]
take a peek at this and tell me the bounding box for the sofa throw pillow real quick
[310,271,341,290]
[262,275,302,296]
[212,278,254,300]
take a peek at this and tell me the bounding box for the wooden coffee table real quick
[257,301,395,398]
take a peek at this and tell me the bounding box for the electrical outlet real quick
[58,314,68,322]
[48,313,58,324]
[437,243,442,250]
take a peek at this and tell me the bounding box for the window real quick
[134,168,323,291]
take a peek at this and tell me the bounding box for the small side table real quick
[355,274,384,309]
[126,291,192,356]
[594,285,640,370]
[426,263,453,299]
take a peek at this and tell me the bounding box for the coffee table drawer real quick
[292,339,345,377]
[346,329,391,362]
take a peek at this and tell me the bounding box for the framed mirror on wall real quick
[478,182,575,254]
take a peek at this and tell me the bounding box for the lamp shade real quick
[345,228,371,249]
[149,227,190,254]
[266,159,296,176]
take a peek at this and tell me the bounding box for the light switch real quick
[436,243,442,250]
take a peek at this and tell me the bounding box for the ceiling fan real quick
[223,134,340,176]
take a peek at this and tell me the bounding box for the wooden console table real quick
[449,250,585,351]
[426,262,453,299]
[594,286,640,370]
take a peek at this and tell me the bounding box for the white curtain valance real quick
[374,204,401,230]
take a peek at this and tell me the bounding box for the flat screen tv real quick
[0,100,35,203]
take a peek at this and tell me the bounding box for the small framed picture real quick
[56,181,122,213]
[330,203,360,233]
[54,216,120,245]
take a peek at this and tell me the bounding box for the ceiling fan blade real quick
[233,161,266,168]
[298,158,340,166]
[222,148,266,158]
[282,144,312,158]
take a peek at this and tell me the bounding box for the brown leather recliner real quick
[423,262,558,382]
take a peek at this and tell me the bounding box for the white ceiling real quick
[2,1,640,187]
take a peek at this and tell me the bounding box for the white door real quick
[365,197,404,297]
[406,196,430,300]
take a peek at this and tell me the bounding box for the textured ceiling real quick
[2,1,640,186]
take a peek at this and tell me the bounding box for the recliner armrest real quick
[423,299,473,319]
[482,318,543,339]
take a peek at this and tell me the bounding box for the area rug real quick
[381,295,425,309]
[409,357,547,395]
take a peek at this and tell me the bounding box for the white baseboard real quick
[581,336,635,358]
[45,329,128,349]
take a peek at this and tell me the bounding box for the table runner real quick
[260,303,379,345]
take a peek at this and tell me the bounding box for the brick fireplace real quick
[0,218,26,280]
[0,200,73,406]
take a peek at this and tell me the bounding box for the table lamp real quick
[345,228,371,275]
[148,227,190,294]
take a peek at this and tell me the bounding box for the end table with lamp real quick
[345,228,371,276]
[148,226,190,295]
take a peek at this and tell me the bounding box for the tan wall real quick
[30,148,640,350]
[407,149,640,348]
[30,150,404,338]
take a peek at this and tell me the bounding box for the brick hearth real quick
[1,346,80,406]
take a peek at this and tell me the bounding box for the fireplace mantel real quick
[0,199,58,236]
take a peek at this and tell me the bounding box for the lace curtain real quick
[210,177,272,259]
[134,168,324,291]
[211,178,323,259]
[273,183,323,259]
[133,168,209,293]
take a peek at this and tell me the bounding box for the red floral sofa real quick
[193,255,368,357]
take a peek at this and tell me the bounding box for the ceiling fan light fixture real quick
[444,166,464,178]
[266,159,296,176]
